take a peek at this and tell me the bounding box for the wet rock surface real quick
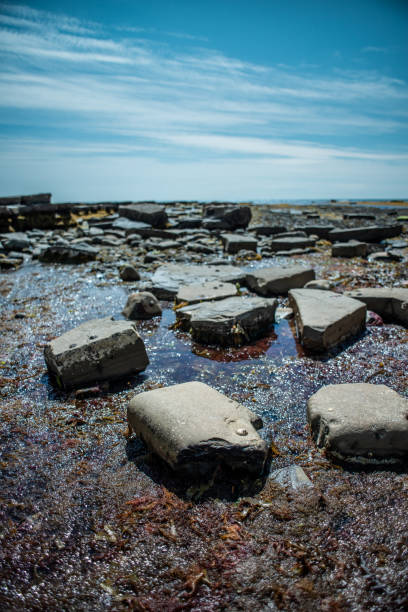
[1,199,408,611]
[347,287,408,325]
[128,381,268,474]
[44,318,149,388]
[307,383,408,464]
[246,265,315,296]
[151,263,247,298]
[176,280,238,304]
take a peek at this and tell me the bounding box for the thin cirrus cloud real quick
[0,2,407,199]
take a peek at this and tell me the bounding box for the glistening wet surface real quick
[1,256,408,611]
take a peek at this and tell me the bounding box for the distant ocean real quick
[251,198,408,208]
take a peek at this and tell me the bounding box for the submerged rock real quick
[289,289,366,351]
[127,381,268,475]
[176,295,276,346]
[246,265,315,296]
[346,287,408,326]
[44,318,149,389]
[307,383,408,465]
[122,292,162,319]
[176,280,238,304]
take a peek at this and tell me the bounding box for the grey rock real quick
[176,280,238,304]
[221,233,258,254]
[176,295,277,346]
[127,381,267,475]
[120,265,141,281]
[175,216,202,229]
[304,279,332,290]
[328,225,402,243]
[346,287,408,325]
[268,465,313,490]
[289,289,366,351]
[203,204,251,229]
[119,203,168,228]
[112,217,152,236]
[249,224,286,236]
[39,243,98,263]
[307,383,408,464]
[270,236,315,251]
[44,318,149,389]
[368,251,402,262]
[122,292,162,319]
[332,240,367,258]
[153,240,181,250]
[246,265,315,296]
[295,225,335,239]
[0,232,31,251]
[151,263,247,299]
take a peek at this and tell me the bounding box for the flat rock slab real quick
[328,225,402,243]
[151,263,246,299]
[39,244,98,264]
[294,225,335,239]
[246,265,315,296]
[270,236,315,251]
[221,233,258,254]
[332,240,367,258]
[346,288,408,326]
[112,217,152,236]
[118,203,168,228]
[289,289,366,351]
[44,318,149,389]
[176,295,276,346]
[307,383,408,465]
[176,280,238,305]
[127,381,267,475]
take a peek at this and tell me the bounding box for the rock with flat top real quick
[304,279,332,291]
[127,381,267,475]
[246,265,315,296]
[307,383,408,465]
[221,233,258,254]
[331,240,367,258]
[151,263,246,299]
[270,236,315,251]
[289,289,366,351]
[176,295,276,346]
[44,318,149,389]
[176,280,238,304]
[328,225,402,243]
[39,243,98,263]
[122,292,162,320]
[346,287,408,326]
[119,203,168,228]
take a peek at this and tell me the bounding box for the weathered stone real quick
[346,288,408,326]
[122,292,162,319]
[153,240,181,251]
[221,233,258,254]
[331,240,367,258]
[249,224,286,236]
[120,265,141,281]
[176,296,276,346]
[0,193,51,206]
[294,225,335,239]
[328,225,402,243]
[119,203,168,228]
[307,383,408,465]
[0,232,31,251]
[151,263,247,299]
[44,318,148,389]
[368,251,402,263]
[304,279,332,290]
[175,216,202,229]
[39,243,98,263]
[127,381,267,474]
[289,289,366,351]
[112,217,152,236]
[246,265,315,296]
[270,236,315,251]
[203,204,251,229]
[268,465,314,490]
[176,281,238,304]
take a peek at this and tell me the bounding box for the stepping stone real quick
[346,288,408,326]
[122,292,162,319]
[127,381,268,475]
[151,263,247,299]
[249,224,286,236]
[331,240,367,257]
[270,236,316,251]
[221,233,258,254]
[176,280,238,305]
[268,465,314,490]
[307,384,408,465]
[44,318,149,389]
[246,265,315,296]
[176,296,276,346]
[328,225,402,243]
[288,289,366,351]
[39,244,98,264]
[118,203,168,228]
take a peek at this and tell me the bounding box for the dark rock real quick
[39,244,98,264]
[119,203,168,228]
[122,292,162,319]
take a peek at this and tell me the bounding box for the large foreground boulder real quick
[39,244,98,264]
[346,288,408,326]
[176,295,276,345]
[119,203,168,228]
[289,289,366,351]
[307,383,408,465]
[127,382,268,475]
[246,265,315,296]
[44,318,149,389]
[151,263,246,299]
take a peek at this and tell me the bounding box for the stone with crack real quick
[127,381,268,475]
[307,383,408,465]
[44,318,149,389]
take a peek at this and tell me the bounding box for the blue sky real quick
[0,0,407,201]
